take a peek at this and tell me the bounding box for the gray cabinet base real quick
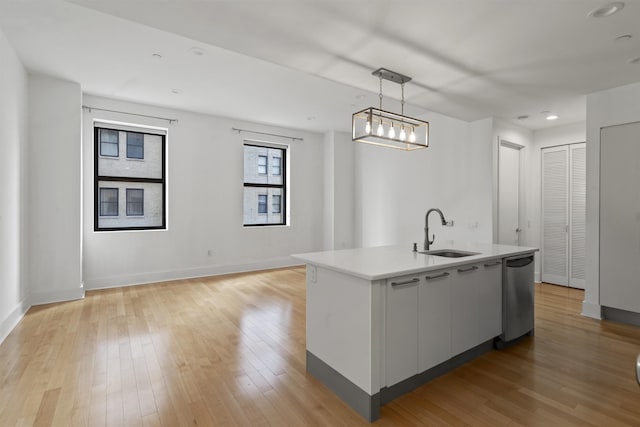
[602,306,640,327]
[306,351,380,421]
[306,339,495,422]
[381,339,494,405]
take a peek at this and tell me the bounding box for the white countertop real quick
[292,241,538,280]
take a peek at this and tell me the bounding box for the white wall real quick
[323,132,335,250]
[0,27,29,343]
[323,131,355,250]
[584,81,640,318]
[82,95,325,289]
[354,112,494,249]
[28,74,84,304]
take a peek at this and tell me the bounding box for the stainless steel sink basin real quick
[418,249,479,258]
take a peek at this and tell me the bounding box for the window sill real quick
[243,224,289,228]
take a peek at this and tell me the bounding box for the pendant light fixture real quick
[352,68,429,150]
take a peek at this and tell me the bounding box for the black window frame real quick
[94,126,166,231]
[126,188,144,216]
[126,132,144,159]
[99,187,119,217]
[99,129,119,157]
[243,142,287,227]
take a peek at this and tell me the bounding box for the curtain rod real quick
[82,105,178,124]
[232,127,303,142]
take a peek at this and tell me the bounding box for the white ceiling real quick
[1,0,639,133]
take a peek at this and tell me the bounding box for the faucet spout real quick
[424,208,447,251]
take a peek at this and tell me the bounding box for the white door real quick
[498,141,522,245]
[541,144,586,288]
[600,122,640,312]
[541,146,569,286]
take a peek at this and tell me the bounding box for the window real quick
[94,124,166,231]
[272,156,281,176]
[126,188,144,216]
[99,129,119,157]
[243,142,287,226]
[272,195,281,213]
[258,155,267,175]
[127,132,144,159]
[258,194,267,213]
[99,188,118,216]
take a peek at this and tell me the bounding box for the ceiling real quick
[1,0,639,133]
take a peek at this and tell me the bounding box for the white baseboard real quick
[85,256,303,290]
[30,285,85,306]
[581,301,602,319]
[0,298,31,345]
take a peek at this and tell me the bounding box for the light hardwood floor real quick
[1,267,639,426]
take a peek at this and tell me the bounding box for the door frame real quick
[568,143,586,289]
[497,139,524,246]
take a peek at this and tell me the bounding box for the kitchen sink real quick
[418,249,479,258]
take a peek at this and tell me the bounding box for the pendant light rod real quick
[372,68,412,85]
[378,74,383,110]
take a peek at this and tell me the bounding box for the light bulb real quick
[376,122,384,136]
[365,120,371,134]
[399,127,406,141]
[388,124,396,138]
[409,128,416,143]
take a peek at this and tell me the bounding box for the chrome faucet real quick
[424,208,447,251]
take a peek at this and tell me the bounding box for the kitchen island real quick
[292,241,537,421]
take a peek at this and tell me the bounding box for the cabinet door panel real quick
[476,261,503,342]
[451,266,479,355]
[385,275,419,386]
[419,270,451,372]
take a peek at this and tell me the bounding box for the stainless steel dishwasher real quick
[502,254,535,342]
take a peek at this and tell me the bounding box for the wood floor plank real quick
[1,271,640,426]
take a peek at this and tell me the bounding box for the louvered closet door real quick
[569,144,586,288]
[542,146,569,286]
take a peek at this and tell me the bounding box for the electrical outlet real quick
[207,249,212,256]
[445,220,454,227]
[308,265,317,283]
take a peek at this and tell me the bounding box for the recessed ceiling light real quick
[615,34,633,42]
[517,115,529,120]
[546,114,559,120]
[588,2,625,18]
[171,89,181,94]
[190,47,205,56]
[628,57,640,64]
[152,53,163,59]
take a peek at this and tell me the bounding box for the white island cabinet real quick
[292,242,537,421]
[385,273,420,386]
[419,268,452,372]
[451,260,503,355]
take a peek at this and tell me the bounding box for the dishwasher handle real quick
[506,255,534,268]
